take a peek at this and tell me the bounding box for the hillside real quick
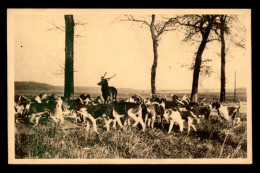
[15,81,247,94]
[14,81,140,94]
[15,81,59,90]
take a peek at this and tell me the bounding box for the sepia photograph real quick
[7,9,252,164]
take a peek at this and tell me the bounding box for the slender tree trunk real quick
[64,15,75,100]
[151,39,158,94]
[150,14,158,94]
[190,27,212,102]
[220,16,226,103]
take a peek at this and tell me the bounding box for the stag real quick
[98,72,117,103]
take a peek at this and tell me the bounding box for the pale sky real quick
[12,9,251,91]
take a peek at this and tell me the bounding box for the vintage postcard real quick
[8,9,252,164]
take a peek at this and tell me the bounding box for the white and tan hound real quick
[163,108,198,134]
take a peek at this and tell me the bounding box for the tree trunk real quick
[190,15,217,102]
[220,15,226,103]
[190,40,205,102]
[151,39,158,94]
[190,30,211,102]
[64,15,75,100]
[150,14,158,94]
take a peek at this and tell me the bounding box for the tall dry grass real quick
[15,112,247,159]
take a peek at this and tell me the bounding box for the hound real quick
[63,95,101,133]
[71,95,106,133]
[14,95,31,123]
[69,95,91,111]
[145,95,191,129]
[75,106,102,134]
[95,95,148,131]
[15,95,30,104]
[61,94,89,113]
[111,101,148,132]
[191,104,212,120]
[28,95,65,126]
[171,94,185,107]
[163,108,197,134]
[163,109,184,134]
[127,94,159,130]
[179,94,205,109]
[79,94,91,105]
[34,93,48,103]
[76,95,149,132]
[125,97,135,103]
[145,101,165,129]
[124,94,141,103]
[14,104,25,123]
[150,93,161,103]
[180,94,190,103]
[49,96,64,124]
[94,96,105,104]
[211,100,242,124]
[26,93,49,123]
[77,103,125,133]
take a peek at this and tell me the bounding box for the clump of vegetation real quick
[15,112,247,159]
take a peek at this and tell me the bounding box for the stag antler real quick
[106,74,116,80]
[102,72,107,78]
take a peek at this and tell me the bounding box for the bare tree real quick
[174,15,219,102]
[212,15,245,103]
[64,15,75,100]
[47,16,86,100]
[219,15,227,103]
[120,15,175,94]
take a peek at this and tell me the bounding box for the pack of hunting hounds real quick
[14,72,242,134]
[14,92,242,134]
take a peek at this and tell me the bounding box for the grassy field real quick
[14,93,248,159]
[15,114,247,159]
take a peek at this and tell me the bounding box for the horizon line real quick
[15,81,247,91]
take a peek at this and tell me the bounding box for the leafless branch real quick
[46,21,65,32]
[75,22,88,26]
[232,40,246,49]
[207,38,221,42]
[75,34,84,38]
[53,72,64,76]
[175,19,202,30]
[55,60,65,70]
[187,38,203,43]
[53,69,78,76]
[212,27,221,38]
[120,15,150,27]
[47,21,85,38]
